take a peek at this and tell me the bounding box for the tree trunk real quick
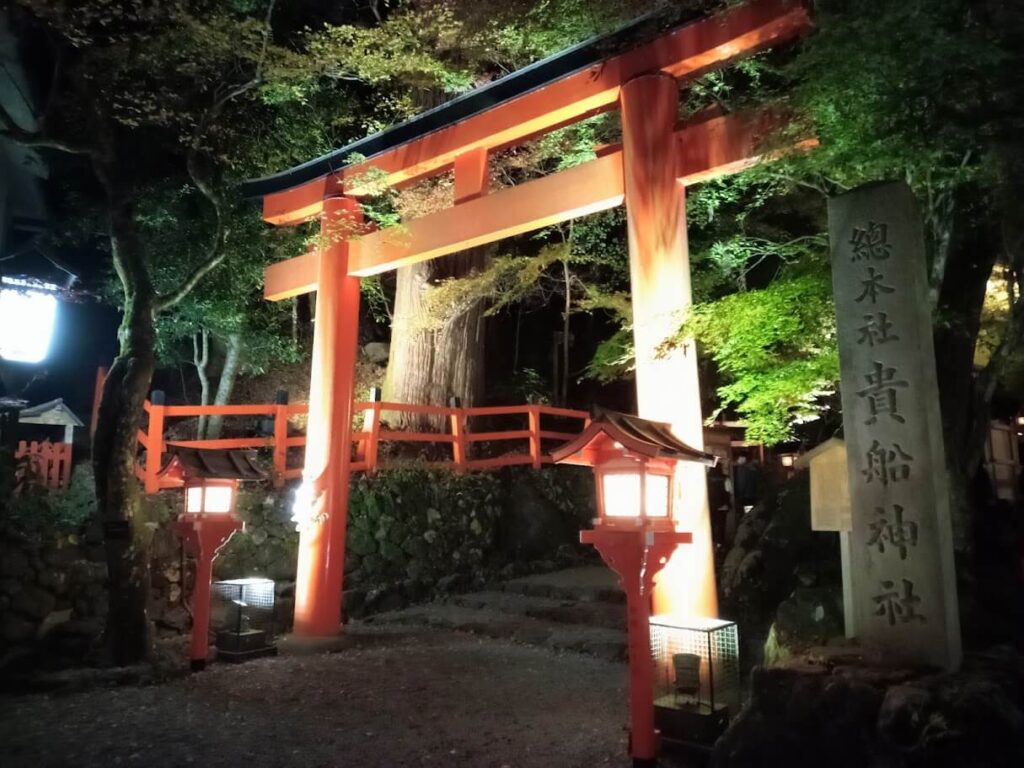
[383,247,489,431]
[933,195,1000,552]
[194,330,210,438]
[91,184,159,666]
[206,332,243,439]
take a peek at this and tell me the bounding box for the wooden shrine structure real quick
[243,0,813,637]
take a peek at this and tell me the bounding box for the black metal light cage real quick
[211,577,276,636]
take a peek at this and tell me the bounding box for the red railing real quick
[136,395,589,493]
[15,440,73,490]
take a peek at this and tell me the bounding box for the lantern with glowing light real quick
[0,278,59,364]
[162,446,263,669]
[552,409,717,767]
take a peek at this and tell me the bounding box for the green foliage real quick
[139,190,305,376]
[216,486,297,581]
[781,0,1000,196]
[346,467,504,584]
[685,269,839,444]
[0,463,97,535]
[489,368,550,404]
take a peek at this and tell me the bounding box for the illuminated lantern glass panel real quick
[0,287,58,364]
[645,473,670,518]
[185,482,236,514]
[603,472,642,518]
[597,460,673,525]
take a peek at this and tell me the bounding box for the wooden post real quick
[364,387,382,474]
[528,405,542,469]
[293,196,363,637]
[449,396,467,472]
[144,390,166,494]
[454,147,489,202]
[59,442,72,488]
[620,74,717,619]
[272,389,289,489]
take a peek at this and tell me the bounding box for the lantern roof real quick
[159,447,264,482]
[551,409,718,467]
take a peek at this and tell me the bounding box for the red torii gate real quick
[247,0,813,638]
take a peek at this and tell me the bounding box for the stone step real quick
[361,604,626,662]
[497,566,625,604]
[445,590,626,630]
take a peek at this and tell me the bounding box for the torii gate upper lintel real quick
[247,0,813,638]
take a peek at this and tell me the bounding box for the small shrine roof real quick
[19,398,84,427]
[551,408,717,466]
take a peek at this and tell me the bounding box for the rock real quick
[36,568,68,594]
[1,614,35,643]
[0,577,24,597]
[437,574,467,593]
[363,341,390,364]
[156,605,190,632]
[364,588,404,614]
[498,476,573,561]
[770,585,845,659]
[877,684,933,749]
[0,548,30,578]
[36,608,73,639]
[167,584,181,603]
[342,589,366,618]
[12,585,57,621]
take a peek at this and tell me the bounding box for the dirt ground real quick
[0,626,633,768]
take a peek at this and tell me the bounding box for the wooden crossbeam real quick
[264,111,813,300]
[261,0,811,225]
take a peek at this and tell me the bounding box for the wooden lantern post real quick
[553,410,717,766]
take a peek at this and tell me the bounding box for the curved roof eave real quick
[241,7,692,199]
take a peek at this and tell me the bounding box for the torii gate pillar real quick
[621,74,718,619]
[293,196,362,636]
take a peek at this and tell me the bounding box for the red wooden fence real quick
[136,396,590,493]
[15,440,73,490]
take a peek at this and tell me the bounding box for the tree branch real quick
[153,0,277,314]
[0,100,91,155]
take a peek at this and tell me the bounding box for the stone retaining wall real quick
[0,524,108,674]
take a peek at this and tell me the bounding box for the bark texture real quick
[383,247,489,431]
[206,332,243,439]
[91,178,159,665]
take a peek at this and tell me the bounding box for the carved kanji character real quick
[873,579,926,626]
[857,312,899,346]
[850,222,891,261]
[857,361,909,425]
[866,504,919,560]
[855,267,896,305]
[862,440,913,484]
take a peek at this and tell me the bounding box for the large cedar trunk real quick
[91,186,159,665]
[383,247,489,431]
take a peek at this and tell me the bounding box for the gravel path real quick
[0,626,631,768]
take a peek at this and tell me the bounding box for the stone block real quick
[1,614,35,643]
[12,585,56,621]
[0,549,30,578]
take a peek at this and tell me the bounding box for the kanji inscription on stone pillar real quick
[828,181,961,670]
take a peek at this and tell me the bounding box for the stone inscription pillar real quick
[829,181,961,669]
[620,74,717,619]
